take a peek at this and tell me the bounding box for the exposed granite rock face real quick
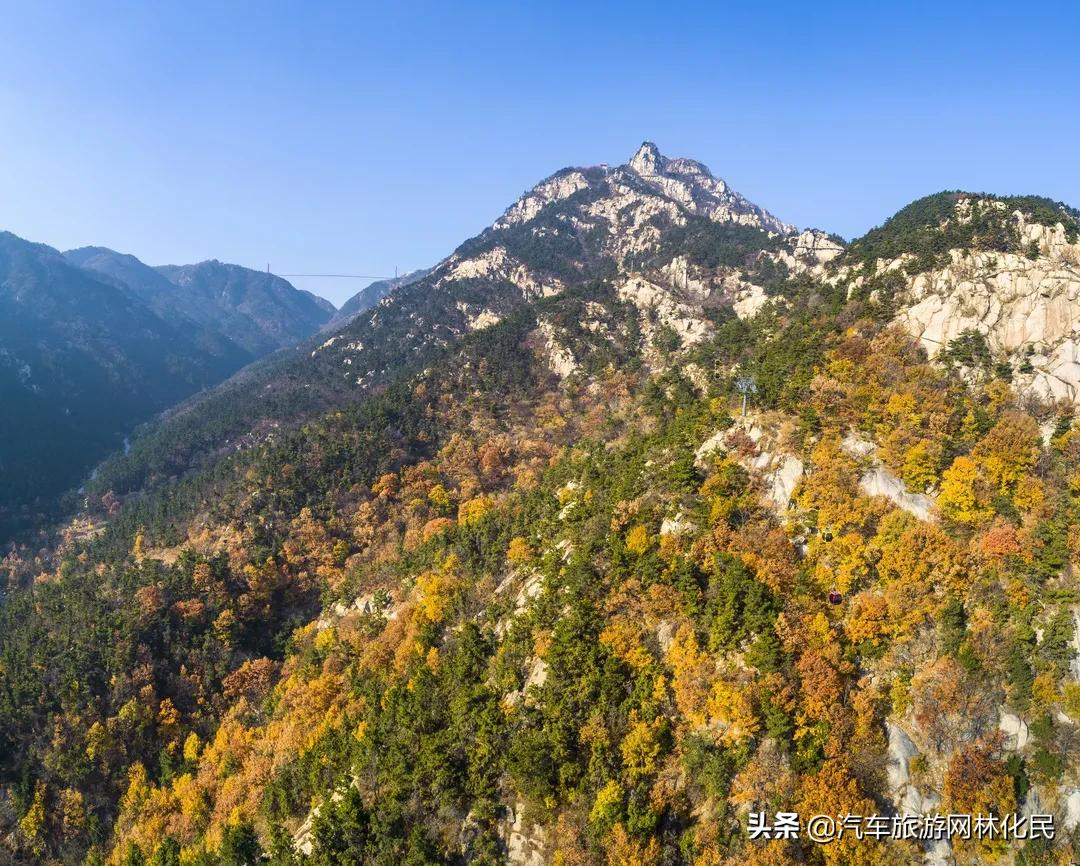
[617,276,712,351]
[494,171,593,229]
[894,239,1080,399]
[695,415,804,512]
[441,246,563,301]
[500,802,547,866]
[998,708,1030,750]
[792,229,845,264]
[842,432,935,520]
[628,141,664,176]
[860,466,934,521]
[749,228,847,286]
[1065,789,1080,832]
[657,254,716,297]
[885,722,951,866]
[623,142,793,235]
[732,282,770,320]
[840,204,1080,400]
[489,141,793,279]
[773,229,846,273]
[758,198,1080,401]
[536,320,579,378]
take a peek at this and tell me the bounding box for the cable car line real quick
[277,273,397,279]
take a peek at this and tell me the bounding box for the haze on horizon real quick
[1,0,1078,306]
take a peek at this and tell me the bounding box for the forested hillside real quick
[3,146,1080,866]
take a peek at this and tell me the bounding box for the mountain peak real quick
[629,141,664,175]
[492,142,792,239]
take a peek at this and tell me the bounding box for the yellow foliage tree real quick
[971,411,1040,495]
[132,531,146,561]
[414,557,464,625]
[183,731,202,764]
[938,455,992,524]
[796,437,863,533]
[18,781,46,855]
[605,823,661,866]
[666,624,710,727]
[600,618,654,673]
[795,761,886,866]
[845,592,891,650]
[706,677,759,746]
[619,712,664,781]
[900,439,940,491]
[427,483,452,512]
[506,536,532,566]
[457,495,494,527]
[590,779,624,829]
[625,524,651,555]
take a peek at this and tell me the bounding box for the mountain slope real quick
[849,193,1080,400]
[5,149,1080,866]
[154,260,334,356]
[771,191,1080,399]
[65,246,185,306]
[85,142,793,499]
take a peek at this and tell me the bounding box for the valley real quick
[0,238,334,543]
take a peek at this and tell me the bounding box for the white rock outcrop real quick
[792,229,845,264]
[502,802,547,866]
[536,320,579,378]
[886,721,919,794]
[495,171,591,228]
[859,467,935,522]
[660,513,696,536]
[998,708,1030,750]
[524,656,548,691]
[442,246,562,301]
[732,283,769,320]
[625,142,793,235]
[617,276,712,349]
[1063,789,1080,832]
[885,723,950,866]
[878,213,1080,400]
[842,431,935,521]
[696,416,804,512]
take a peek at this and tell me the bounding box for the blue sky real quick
[2,1,1078,306]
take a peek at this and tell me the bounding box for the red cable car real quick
[828,588,843,605]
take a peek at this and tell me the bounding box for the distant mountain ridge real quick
[0,235,334,540]
[69,248,334,356]
[325,267,433,329]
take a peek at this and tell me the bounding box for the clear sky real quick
[2,1,1078,306]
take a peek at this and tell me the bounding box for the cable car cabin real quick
[828,589,843,605]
